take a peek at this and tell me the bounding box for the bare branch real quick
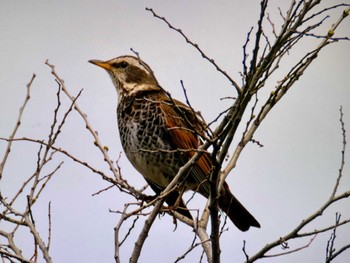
[174,233,210,263]
[222,6,350,182]
[45,60,122,181]
[331,106,347,198]
[129,197,166,263]
[325,213,341,262]
[242,27,254,82]
[245,107,349,262]
[249,0,268,76]
[263,234,318,258]
[114,204,140,263]
[0,74,35,180]
[24,214,53,263]
[327,244,350,262]
[47,201,52,252]
[145,7,242,94]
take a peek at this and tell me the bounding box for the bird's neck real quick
[117,83,164,102]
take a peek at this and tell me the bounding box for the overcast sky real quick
[1,1,350,262]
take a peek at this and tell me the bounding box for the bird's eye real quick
[113,61,129,69]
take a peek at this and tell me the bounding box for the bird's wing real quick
[158,95,212,197]
[156,94,261,231]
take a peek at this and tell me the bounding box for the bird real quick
[89,55,260,231]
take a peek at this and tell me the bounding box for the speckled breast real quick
[117,95,186,189]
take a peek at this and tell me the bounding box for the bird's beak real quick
[88,59,112,70]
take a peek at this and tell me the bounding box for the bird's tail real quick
[218,183,260,231]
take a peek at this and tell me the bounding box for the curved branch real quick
[145,7,242,94]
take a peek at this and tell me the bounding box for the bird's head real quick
[89,55,160,99]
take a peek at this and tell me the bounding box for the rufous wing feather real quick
[159,94,260,231]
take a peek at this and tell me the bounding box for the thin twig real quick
[0,74,35,180]
[145,7,242,94]
[264,234,317,258]
[331,106,346,198]
[47,201,52,252]
[45,60,122,181]
[325,213,341,262]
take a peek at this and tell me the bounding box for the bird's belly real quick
[128,153,174,188]
[119,119,183,189]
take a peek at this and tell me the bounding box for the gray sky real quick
[1,1,350,262]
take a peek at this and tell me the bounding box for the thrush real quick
[89,55,260,231]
